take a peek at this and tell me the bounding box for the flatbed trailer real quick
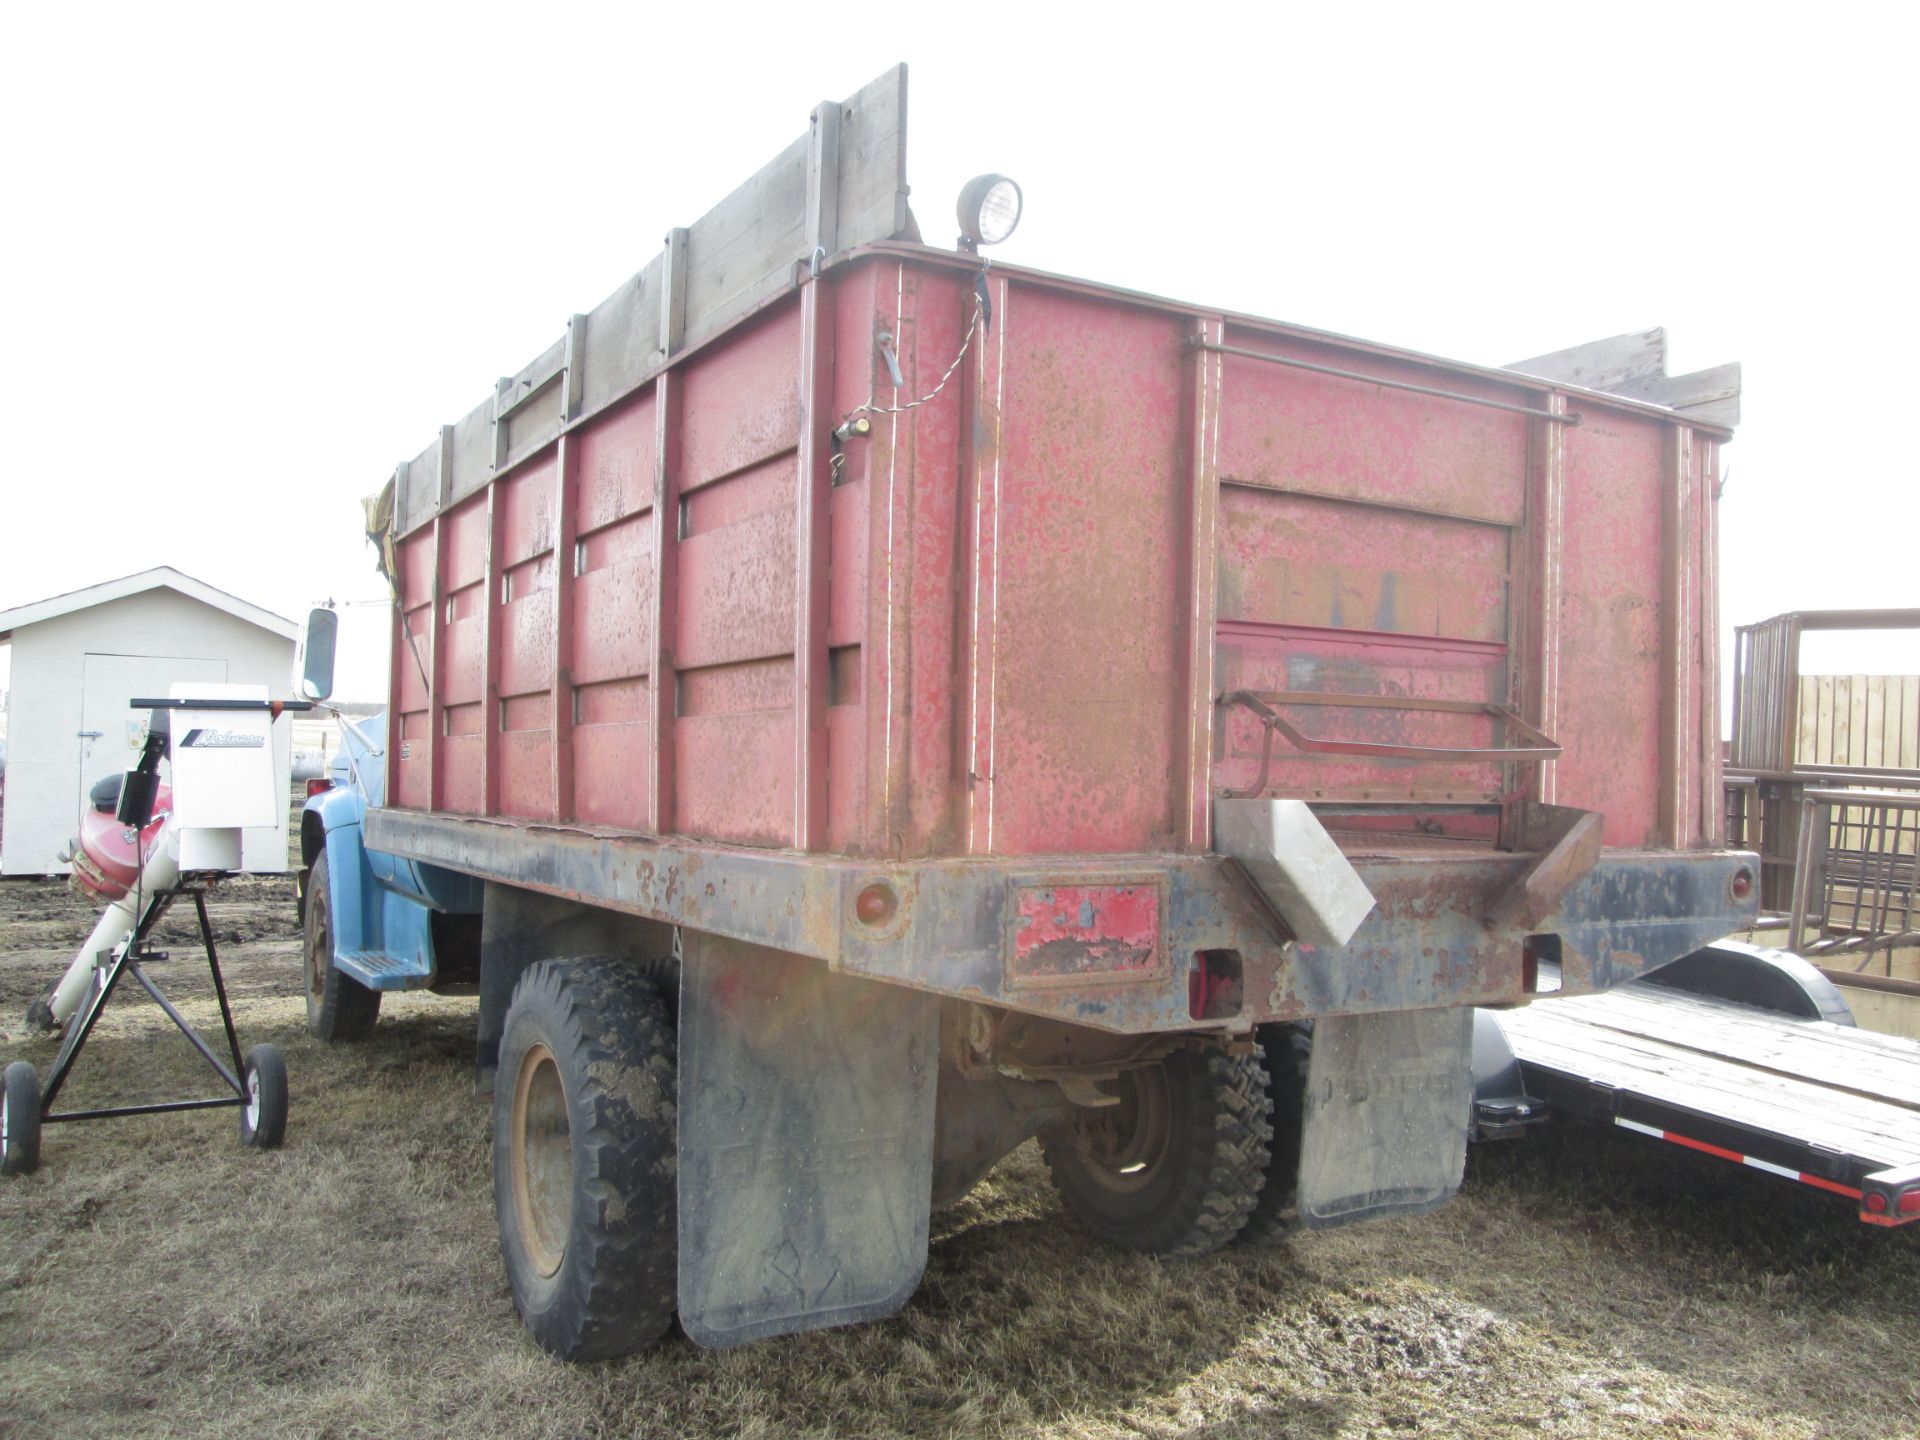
[1485,943,1920,1225]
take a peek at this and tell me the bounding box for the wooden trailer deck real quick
[1496,980,1920,1221]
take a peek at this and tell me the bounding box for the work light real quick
[956,174,1022,250]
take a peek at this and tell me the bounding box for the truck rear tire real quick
[1040,1042,1273,1257]
[493,956,677,1360]
[303,853,382,1042]
[1238,1023,1311,1246]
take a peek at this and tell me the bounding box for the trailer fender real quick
[1467,1010,1548,1141]
[676,932,938,1348]
[1642,940,1855,1025]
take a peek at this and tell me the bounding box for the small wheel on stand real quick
[2,1060,43,1176]
[240,1044,289,1149]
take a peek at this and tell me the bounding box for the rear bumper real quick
[366,808,1757,1035]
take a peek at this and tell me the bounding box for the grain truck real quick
[295,64,1757,1358]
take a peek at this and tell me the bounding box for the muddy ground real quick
[0,857,1915,1439]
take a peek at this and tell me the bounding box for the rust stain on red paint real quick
[1010,883,1160,983]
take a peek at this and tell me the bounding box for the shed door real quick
[77,653,227,823]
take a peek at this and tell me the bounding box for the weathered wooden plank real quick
[684,133,809,351]
[835,64,910,247]
[577,255,665,421]
[1866,675,1888,770]
[1506,328,1667,392]
[659,228,688,361]
[447,396,494,506]
[398,436,438,535]
[495,335,568,468]
[1612,362,1742,427]
[1554,983,1920,1107]
[1904,676,1920,769]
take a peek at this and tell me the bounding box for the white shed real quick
[0,567,299,876]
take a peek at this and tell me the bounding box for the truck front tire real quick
[493,956,678,1360]
[1040,1042,1274,1257]
[303,853,382,1042]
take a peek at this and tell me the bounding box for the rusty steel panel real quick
[570,521,653,686]
[1007,879,1165,988]
[496,456,556,568]
[676,502,797,671]
[1555,413,1665,846]
[826,699,865,853]
[438,587,485,707]
[675,711,793,847]
[1218,488,1509,642]
[982,284,1186,856]
[441,495,489,590]
[678,306,802,491]
[392,711,430,809]
[497,571,554,700]
[497,698,554,821]
[572,676,651,829]
[575,391,656,532]
[1215,327,1530,526]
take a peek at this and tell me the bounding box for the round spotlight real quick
[956,174,1023,249]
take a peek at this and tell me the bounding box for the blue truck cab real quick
[299,714,482,1011]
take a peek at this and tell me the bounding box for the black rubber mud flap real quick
[676,933,938,1348]
[1296,1007,1473,1229]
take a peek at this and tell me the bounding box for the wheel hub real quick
[306,915,328,1004]
[1078,1066,1173,1194]
[510,1043,572,1278]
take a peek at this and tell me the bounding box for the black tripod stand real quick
[1,875,288,1176]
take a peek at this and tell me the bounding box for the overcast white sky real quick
[2,3,1914,704]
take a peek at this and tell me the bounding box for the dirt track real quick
[1,863,1916,1440]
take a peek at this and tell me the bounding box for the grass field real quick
[1,871,1915,1440]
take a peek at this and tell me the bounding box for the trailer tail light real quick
[1858,1162,1920,1225]
[305,779,333,798]
[1187,950,1244,1022]
[1730,866,1754,902]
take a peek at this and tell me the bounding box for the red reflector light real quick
[305,778,333,798]
[1865,1191,1889,1214]
[1899,1190,1920,1217]
[853,882,897,928]
[1730,867,1754,901]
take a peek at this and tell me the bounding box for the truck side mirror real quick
[301,608,339,701]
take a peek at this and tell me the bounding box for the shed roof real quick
[0,567,299,644]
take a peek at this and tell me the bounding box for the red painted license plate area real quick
[1007,881,1165,989]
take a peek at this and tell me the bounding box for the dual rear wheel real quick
[1039,1036,1294,1256]
[488,956,1305,1360]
